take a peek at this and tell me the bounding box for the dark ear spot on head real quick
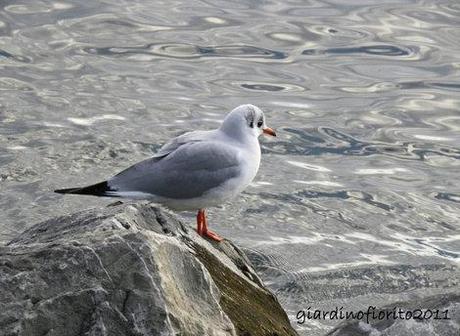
[245,107,256,128]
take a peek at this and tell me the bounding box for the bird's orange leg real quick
[196,209,204,235]
[201,209,223,242]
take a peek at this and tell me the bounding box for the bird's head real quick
[220,104,276,140]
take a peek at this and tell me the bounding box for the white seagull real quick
[55,104,276,242]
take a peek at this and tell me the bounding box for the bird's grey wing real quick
[108,140,242,199]
[152,130,214,159]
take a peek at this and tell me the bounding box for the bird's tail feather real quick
[54,181,117,197]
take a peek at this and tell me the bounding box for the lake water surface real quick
[1,0,459,335]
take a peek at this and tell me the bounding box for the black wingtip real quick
[54,181,113,196]
[54,188,80,194]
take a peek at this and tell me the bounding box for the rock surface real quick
[0,202,298,336]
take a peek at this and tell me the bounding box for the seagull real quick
[55,104,276,242]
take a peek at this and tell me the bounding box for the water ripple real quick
[264,127,460,162]
[302,44,413,57]
[0,49,31,63]
[434,192,460,204]
[212,80,307,93]
[82,43,287,61]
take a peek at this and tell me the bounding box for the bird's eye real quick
[257,119,263,128]
[249,121,254,128]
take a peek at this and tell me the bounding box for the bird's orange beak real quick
[263,127,276,136]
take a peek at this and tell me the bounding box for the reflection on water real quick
[84,43,288,61]
[1,0,459,335]
[302,44,413,56]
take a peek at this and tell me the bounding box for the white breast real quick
[207,137,261,201]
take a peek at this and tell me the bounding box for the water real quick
[1,0,459,334]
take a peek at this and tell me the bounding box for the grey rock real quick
[0,202,298,336]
